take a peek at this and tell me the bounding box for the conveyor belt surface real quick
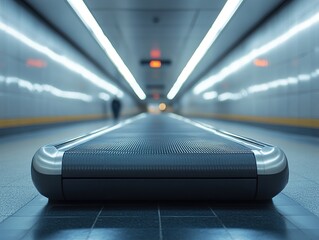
[32,113,288,201]
[63,114,256,178]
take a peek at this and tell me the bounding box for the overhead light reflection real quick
[167,0,243,100]
[205,68,317,102]
[203,91,218,100]
[0,21,123,98]
[98,92,110,101]
[218,92,244,101]
[298,74,311,81]
[193,11,319,95]
[67,0,146,100]
[287,77,298,84]
[1,76,93,102]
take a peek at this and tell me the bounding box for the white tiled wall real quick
[0,0,138,123]
[179,1,319,130]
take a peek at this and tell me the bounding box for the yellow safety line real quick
[3,112,318,129]
[184,112,319,129]
[0,114,107,128]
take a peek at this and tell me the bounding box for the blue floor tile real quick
[275,205,313,216]
[0,216,39,230]
[89,217,160,240]
[227,228,310,240]
[219,215,297,229]
[22,217,95,240]
[1,193,319,240]
[88,228,160,240]
[301,229,319,240]
[14,205,47,217]
[161,217,231,240]
[160,203,214,217]
[27,195,48,206]
[100,202,158,217]
[272,194,299,206]
[44,205,102,217]
[286,215,319,229]
[212,203,278,217]
[94,216,159,228]
[0,229,29,240]
[161,216,222,228]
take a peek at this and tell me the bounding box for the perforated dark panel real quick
[63,115,257,178]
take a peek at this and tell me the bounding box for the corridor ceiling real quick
[23,0,287,102]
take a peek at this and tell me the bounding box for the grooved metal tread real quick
[63,114,257,178]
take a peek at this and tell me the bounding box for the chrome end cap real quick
[253,146,287,175]
[32,145,63,175]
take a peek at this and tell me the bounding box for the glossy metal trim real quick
[32,145,63,175]
[169,113,287,175]
[32,113,146,175]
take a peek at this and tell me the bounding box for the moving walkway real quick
[31,113,288,201]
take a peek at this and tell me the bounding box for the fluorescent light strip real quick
[0,21,123,98]
[193,10,319,95]
[67,0,146,100]
[167,0,243,100]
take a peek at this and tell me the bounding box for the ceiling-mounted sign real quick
[149,60,162,68]
[140,59,171,68]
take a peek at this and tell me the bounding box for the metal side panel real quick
[31,164,63,201]
[256,164,289,200]
[63,179,257,201]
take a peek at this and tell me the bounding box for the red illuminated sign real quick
[26,59,47,68]
[152,93,160,100]
[253,58,269,67]
[150,49,161,58]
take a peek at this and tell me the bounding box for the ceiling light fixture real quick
[167,0,243,100]
[67,0,146,100]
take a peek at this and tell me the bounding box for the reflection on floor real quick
[1,193,319,240]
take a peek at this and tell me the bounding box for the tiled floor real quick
[1,193,319,240]
[2,117,319,239]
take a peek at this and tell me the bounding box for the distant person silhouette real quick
[111,97,121,120]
